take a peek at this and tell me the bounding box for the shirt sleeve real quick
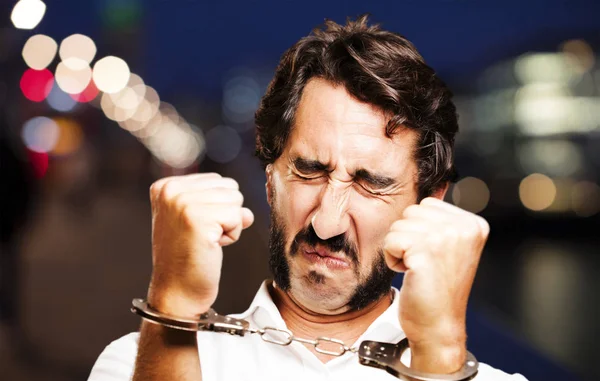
[87,333,140,381]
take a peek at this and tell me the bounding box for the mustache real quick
[289,224,359,266]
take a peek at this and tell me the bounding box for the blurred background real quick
[1,1,599,380]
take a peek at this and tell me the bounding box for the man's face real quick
[267,78,420,314]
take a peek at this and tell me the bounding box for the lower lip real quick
[302,250,350,270]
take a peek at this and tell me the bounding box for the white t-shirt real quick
[88,281,528,381]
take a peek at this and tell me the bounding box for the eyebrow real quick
[354,168,397,189]
[292,157,330,173]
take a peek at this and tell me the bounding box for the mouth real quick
[301,245,351,270]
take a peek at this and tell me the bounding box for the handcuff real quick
[131,298,479,381]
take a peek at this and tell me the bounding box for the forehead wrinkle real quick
[288,78,416,182]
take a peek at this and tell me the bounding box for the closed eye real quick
[357,182,386,196]
[294,171,324,181]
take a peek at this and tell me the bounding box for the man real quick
[89,16,527,380]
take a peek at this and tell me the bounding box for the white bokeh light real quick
[22,34,57,70]
[59,34,97,67]
[11,0,46,30]
[109,73,146,110]
[92,56,131,94]
[100,92,136,122]
[55,59,92,94]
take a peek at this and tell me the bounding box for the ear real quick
[431,182,450,201]
[265,164,273,206]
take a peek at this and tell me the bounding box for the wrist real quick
[148,287,213,318]
[409,340,467,374]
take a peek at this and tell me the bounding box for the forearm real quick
[132,320,202,381]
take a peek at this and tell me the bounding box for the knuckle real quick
[402,204,419,217]
[458,217,483,240]
[383,233,395,249]
[221,177,240,189]
[172,193,188,210]
[228,189,244,205]
[440,225,458,238]
[420,197,439,206]
[160,180,178,202]
[180,204,197,228]
[429,230,447,247]
[475,216,490,237]
[150,178,169,199]
[385,232,406,253]
[149,182,160,197]
[389,220,402,231]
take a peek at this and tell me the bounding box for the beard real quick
[268,205,396,311]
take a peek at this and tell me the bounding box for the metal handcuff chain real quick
[131,299,478,381]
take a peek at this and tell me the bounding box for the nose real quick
[311,181,351,240]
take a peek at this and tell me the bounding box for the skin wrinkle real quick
[263,78,426,363]
[268,79,419,317]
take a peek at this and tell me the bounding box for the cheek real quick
[351,195,411,261]
[277,181,322,231]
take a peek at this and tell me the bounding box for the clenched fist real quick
[147,173,254,317]
[383,197,489,371]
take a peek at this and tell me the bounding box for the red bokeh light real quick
[70,79,99,103]
[27,149,49,178]
[20,68,54,102]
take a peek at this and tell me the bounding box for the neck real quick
[270,283,393,363]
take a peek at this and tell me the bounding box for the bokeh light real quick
[47,84,78,112]
[21,116,59,153]
[22,34,57,70]
[109,74,145,111]
[546,178,573,212]
[451,177,490,213]
[130,86,160,123]
[519,173,557,211]
[20,68,53,102]
[59,34,97,67]
[571,181,600,217]
[222,74,261,125]
[144,120,204,169]
[159,102,180,124]
[11,0,46,30]
[92,56,130,93]
[514,53,579,85]
[70,79,99,103]
[55,59,92,94]
[26,149,49,178]
[51,118,84,156]
[128,112,163,138]
[205,125,242,163]
[561,40,595,74]
[518,140,583,177]
[100,92,136,122]
[514,83,572,136]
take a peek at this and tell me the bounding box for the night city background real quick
[1,1,599,380]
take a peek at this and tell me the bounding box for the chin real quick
[288,270,354,313]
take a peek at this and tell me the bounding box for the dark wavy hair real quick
[255,14,459,200]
